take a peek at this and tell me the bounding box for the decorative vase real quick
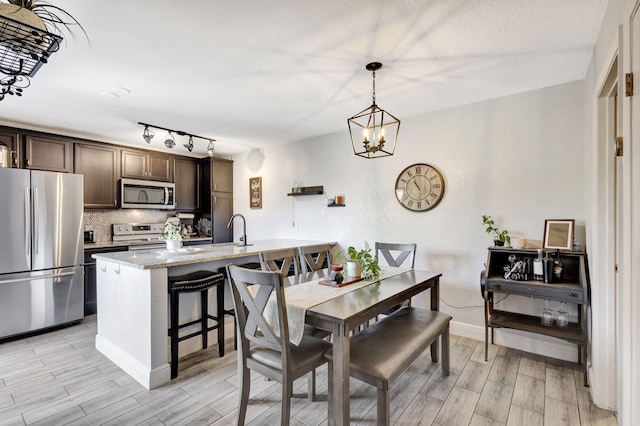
[346,261,362,278]
[494,240,504,247]
[165,239,181,252]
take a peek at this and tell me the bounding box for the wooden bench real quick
[326,307,452,425]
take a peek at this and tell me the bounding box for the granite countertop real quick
[85,236,213,250]
[91,239,331,270]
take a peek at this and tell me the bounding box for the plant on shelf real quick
[0,0,88,39]
[334,241,380,280]
[481,215,510,246]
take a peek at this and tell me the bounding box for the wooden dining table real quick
[296,269,442,426]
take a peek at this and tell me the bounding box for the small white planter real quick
[346,261,362,278]
[165,239,181,252]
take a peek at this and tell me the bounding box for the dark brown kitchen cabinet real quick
[212,158,233,192]
[74,143,119,209]
[121,149,173,182]
[212,191,233,243]
[0,128,20,167]
[174,157,200,211]
[24,135,73,172]
[201,158,234,243]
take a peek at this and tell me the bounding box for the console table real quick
[481,247,591,386]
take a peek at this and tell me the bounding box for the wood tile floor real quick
[0,316,617,425]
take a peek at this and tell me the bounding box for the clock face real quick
[394,163,445,212]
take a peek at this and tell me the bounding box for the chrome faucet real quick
[227,214,249,246]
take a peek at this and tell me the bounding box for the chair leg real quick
[216,284,225,357]
[307,369,316,402]
[237,363,250,426]
[376,383,390,426]
[441,325,450,376]
[170,291,179,380]
[200,290,208,350]
[281,380,292,426]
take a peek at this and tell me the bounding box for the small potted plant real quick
[481,215,510,246]
[334,241,381,280]
[162,221,183,251]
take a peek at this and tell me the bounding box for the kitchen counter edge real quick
[91,239,334,270]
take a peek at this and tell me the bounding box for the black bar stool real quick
[168,270,225,379]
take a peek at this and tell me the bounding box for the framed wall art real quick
[250,177,262,208]
[543,219,575,250]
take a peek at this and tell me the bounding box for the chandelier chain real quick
[372,70,376,105]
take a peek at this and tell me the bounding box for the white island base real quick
[93,239,330,389]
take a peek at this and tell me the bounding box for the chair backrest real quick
[226,264,290,357]
[375,242,417,268]
[298,243,331,273]
[259,248,300,278]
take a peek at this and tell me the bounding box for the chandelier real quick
[347,62,400,159]
[0,14,62,101]
[138,122,217,156]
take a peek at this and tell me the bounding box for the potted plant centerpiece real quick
[335,242,381,280]
[481,215,510,246]
[162,220,182,251]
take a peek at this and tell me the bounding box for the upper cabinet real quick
[212,158,233,193]
[121,149,173,182]
[174,157,200,211]
[74,143,119,209]
[24,135,73,173]
[0,128,20,168]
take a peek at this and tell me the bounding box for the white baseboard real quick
[450,321,580,363]
[95,335,171,389]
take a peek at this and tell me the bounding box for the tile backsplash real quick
[83,210,178,242]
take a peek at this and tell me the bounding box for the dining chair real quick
[262,248,331,339]
[259,248,300,283]
[298,243,331,273]
[375,242,417,317]
[226,264,332,426]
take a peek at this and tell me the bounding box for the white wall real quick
[231,80,586,339]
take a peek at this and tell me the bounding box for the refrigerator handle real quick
[33,186,39,255]
[24,186,31,257]
[0,271,76,285]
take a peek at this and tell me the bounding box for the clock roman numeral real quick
[433,183,441,189]
[407,200,414,208]
[406,170,413,177]
[417,201,422,209]
[415,166,421,175]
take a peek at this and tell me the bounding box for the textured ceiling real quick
[0,0,607,156]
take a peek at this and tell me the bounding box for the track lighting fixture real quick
[138,122,216,155]
[183,136,194,152]
[142,125,154,143]
[163,131,175,148]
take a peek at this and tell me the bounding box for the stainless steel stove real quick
[112,223,166,250]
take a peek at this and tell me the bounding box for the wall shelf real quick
[287,185,324,196]
[328,204,345,207]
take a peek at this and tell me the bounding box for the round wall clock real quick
[394,163,445,212]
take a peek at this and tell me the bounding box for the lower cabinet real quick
[84,246,128,316]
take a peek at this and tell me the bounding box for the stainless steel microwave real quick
[120,178,176,210]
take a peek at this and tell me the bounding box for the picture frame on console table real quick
[543,219,574,250]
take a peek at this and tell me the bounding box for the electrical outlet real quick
[292,221,298,231]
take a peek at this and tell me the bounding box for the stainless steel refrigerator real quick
[0,168,84,339]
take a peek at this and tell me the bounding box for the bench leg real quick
[430,337,439,363]
[376,383,390,426]
[441,325,450,376]
[216,284,225,357]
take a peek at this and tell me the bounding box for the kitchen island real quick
[92,239,331,389]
